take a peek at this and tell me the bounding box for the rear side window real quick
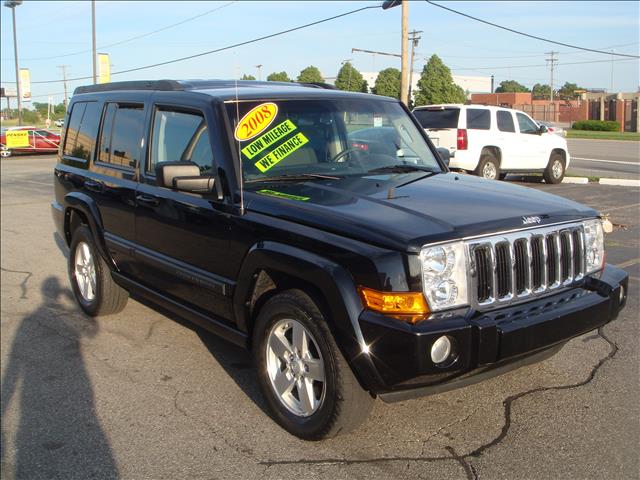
[516,112,539,134]
[497,111,515,132]
[413,108,460,129]
[466,109,490,130]
[63,101,101,160]
[97,103,145,168]
[149,109,213,175]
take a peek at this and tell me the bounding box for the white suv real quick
[412,104,570,183]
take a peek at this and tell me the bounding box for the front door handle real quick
[136,194,160,207]
[84,179,103,193]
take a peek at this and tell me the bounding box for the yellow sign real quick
[19,68,31,101]
[241,119,297,159]
[254,132,309,173]
[257,189,310,201]
[98,53,111,84]
[234,102,278,141]
[6,130,30,148]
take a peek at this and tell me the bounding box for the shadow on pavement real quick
[1,277,118,479]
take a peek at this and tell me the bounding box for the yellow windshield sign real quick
[257,189,310,201]
[6,130,30,148]
[254,132,309,173]
[241,119,297,159]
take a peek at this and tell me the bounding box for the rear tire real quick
[253,289,373,440]
[544,152,565,184]
[68,225,128,316]
[476,152,500,180]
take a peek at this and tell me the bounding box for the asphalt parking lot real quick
[1,154,639,480]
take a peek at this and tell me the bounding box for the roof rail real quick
[298,82,339,90]
[73,80,183,95]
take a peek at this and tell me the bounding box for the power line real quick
[30,4,380,85]
[425,1,640,59]
[450,57,638,71]
[6,1,237,62]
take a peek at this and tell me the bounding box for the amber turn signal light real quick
[358,287,430,323]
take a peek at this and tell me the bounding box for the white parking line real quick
[572,157,639,166]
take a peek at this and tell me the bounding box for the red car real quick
[0,127,61,157]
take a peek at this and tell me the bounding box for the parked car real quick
[537,120,567,137]
[52,80,627,439]
[0,126,60,157]
[412,104,570,183]
[55,119,65,128]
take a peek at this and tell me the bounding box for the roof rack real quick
[73,80,183,95]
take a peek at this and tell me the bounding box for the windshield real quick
[225,99,441,183]
[413,108,460,129]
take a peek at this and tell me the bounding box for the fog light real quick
[431,336,453,364]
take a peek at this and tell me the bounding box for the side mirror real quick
[155,161,215,193]
[538,124,548,135]
[436,147,451,167]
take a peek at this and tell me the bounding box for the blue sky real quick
[1,1,638,105]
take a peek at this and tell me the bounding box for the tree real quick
[558,81,582,100]
[266,71,290,82]
[532,83,552,100]
[372,67,401,98]
[414,54,466,106]
[335,62,365,92]
[240,74,256,80]
[495,80,530,93]
[361,79,369,93]
[296,66,324,83]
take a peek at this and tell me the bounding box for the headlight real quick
[420,241,468,311]
[583,218,604,274]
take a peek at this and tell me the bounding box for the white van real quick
[412,104,570,183]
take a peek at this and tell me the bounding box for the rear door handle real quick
[136,194,160,207]
[84,179,103,193]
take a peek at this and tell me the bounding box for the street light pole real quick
[5,0,23,126]
[92,0,97,84]
[400,0,409,105]
[256,64,263,81]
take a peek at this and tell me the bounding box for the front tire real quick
[476,152,500,180]
[253,289,373,440]
[544,152,565,184]
[68,225,128,316]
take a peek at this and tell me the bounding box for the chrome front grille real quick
[469,223,586,308]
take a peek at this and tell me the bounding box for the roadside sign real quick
[6,130,30,148]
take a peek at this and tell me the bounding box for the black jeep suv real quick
[52,80,628,440]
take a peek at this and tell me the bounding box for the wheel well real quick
[246,269,333,347]
[551,148,566,164]
[481,146,502,166]
[64,208,89,245]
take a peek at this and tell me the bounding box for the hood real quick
[244,172,597,252]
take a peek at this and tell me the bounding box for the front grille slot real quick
[467,222,587,310]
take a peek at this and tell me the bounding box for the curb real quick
[599,178,640,187]
[562,177,589,184]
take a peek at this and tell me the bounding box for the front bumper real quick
[357,264,627,401]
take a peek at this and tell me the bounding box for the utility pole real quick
[5,1,23,126]
[400,0,409,105]
[255,64,263,81]
[407,30,422,105]
[545,51,558,103]
[610,49,614,93]
[91,0,97,84]
[58,65,69,107]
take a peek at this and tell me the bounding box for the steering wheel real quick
[329,147,365,163]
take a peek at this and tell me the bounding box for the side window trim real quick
[146,104,210,177]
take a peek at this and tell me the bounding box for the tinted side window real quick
[413,108,460,129]
[516,113,538,134]
[97,103,144,168]
[466,109,490,130]
[497,111,516,132]
[150,109,213,175]
[63,102,101,160]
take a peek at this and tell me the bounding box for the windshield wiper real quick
[366,164,438,174]
[245,173,340,184]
